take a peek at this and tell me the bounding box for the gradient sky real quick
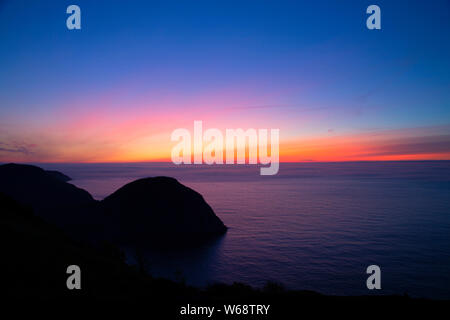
[0,0,449,162]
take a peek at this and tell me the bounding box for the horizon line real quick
[1,159,449,165]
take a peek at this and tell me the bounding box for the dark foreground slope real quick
[0,163,93,209]
[1,192,446,316]
[0,163,95,222]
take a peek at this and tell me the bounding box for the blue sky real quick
[0,0,449,161]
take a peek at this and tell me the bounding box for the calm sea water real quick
[38,161,450,299]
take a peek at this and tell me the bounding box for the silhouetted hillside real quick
[0,164,227,247]
[101,177,227,246]
[45,170,72,182]
[0,163,93,215]
[0,191,134,299]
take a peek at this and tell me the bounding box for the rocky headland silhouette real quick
[102,176,227,246]
[0,163,227,246]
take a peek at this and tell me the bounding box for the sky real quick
[0,0,449,162]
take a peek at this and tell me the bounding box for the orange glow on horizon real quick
[1,97,449,163]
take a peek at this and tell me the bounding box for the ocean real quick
[37,161,450,299]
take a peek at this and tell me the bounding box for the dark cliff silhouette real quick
[45,170,72,182]
[0,163,227,246]
[0,163,99,237]
[101,177,227,246]
[0,163,93,213]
